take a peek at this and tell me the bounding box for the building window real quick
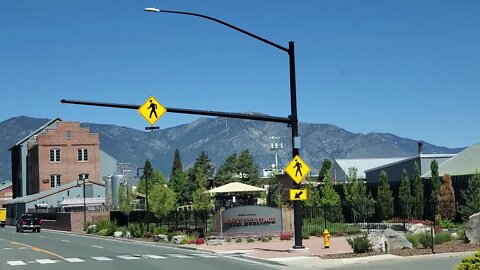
[78,148,88,162]
[50,149,61,162]
[66,130,72,139]
[50,175,61,188]
[79,173,89,180]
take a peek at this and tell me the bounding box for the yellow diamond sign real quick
[285,155,310,184]
[138,96,166,125]
[290,189,307,201]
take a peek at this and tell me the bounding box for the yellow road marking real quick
[11,241,64,259]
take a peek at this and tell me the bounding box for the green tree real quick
[344,167,375,222]
[460,172,480,220]
[149,182,177,219]
[376,170,394,220]
[398,169,413,219]
[118,182,134,220]
[430,160,440,206]
[267,174,285,208]
[318,159,332,182]
[412,162,424,219]
[237,150,259,186]
[438,174,456,219]
[320,174,343,222]
[168,170,189,205]
[170,149,183,177]
[304,175,321,208]
[136,160,166,195]
[215,153,238,186]
[186,152,214,203]
[192,169,212,210]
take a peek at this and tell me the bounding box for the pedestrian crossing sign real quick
[285,155,310,184]
[138,96,166,125]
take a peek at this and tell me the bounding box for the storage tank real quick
[110,175,124,210]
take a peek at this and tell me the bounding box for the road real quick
[0,226,280,270]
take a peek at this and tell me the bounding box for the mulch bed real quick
[320,240,480,259]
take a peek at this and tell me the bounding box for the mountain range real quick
[0,116,462,181]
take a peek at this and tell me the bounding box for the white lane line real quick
[117,255,141,260]
[92,245,104,249]
[192,253,218,258]
[18,247,28,249]
[39,236,46,238]
[64,258,85,263]
[4,247,12,250]
[61,240,70,243]
[144,255,167,259]
[166,254,193,258]
[91,257,113,261]
[36,259,58,264]
[7,261,27,266]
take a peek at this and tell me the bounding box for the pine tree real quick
[460,172,480,220]
[170,149,183,177]
[438,174,456,219]
[304,175,321,208]
[398,169,413,219]
[215,153,238,186]
[412,162,424,219]
[136,160,166,195]
[186,152,214,203]
[377,170,394,220]
[318,159,332,182]
[237,150,259,186]
[430,160,440,211]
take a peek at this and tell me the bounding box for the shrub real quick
[128,223,145,238]
[95,219,117,236]
[118,226,128,237]
[195,238,206,245]
[280,232,292,240]
[260,236,269,242]
[417,232,432,249]
[154,225,168,235]
[235,238,243,243]
[455,251,480,270]
[347,235,372,253]
[98,228,110,236]
[405,233,419,248]
[247,238,255,243]
[86,225,97,234]
[435,231,452,244]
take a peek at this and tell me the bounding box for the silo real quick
[104,176,112,210]
[110,175,124,210]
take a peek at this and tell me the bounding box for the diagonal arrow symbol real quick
[294,191,303,199]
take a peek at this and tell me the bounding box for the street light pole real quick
[145,7,304,249]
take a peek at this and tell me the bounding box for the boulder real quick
[408,223,431,235]
[125,231,132,238]
[86,224,97,234]
[465,212,480,244]
[113,231,123,238]
[368,228,413,252]
[153,234,169,242]
[207,238,227,245]
[171,235,187,244]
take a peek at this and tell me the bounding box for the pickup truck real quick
[0,208,6,227]
[16,214,41,232]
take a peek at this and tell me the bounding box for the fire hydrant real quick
[323,228,330,249]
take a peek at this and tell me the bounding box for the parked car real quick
[16,214,41,232]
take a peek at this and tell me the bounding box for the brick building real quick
[0,181,13,203]
[10,119,102,197]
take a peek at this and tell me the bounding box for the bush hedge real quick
[347,235,372,254]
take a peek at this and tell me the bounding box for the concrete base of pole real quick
[288,246,308,253]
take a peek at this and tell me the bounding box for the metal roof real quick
[0,181,12,191]
[364,154,456,173]
[422,144,480,178]
[335,158,407,179]
[2,180,104,205]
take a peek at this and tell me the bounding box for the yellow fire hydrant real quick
[323,228,330,249]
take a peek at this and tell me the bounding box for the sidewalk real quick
[194,236,352,259]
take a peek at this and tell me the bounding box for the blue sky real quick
[1,0,478,148]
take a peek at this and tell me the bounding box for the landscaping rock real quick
[171,235,187,244]
[465,212,480,244]
[368,228,413,252]
[125,231,132,238]
[153,234,169,242]
[86,224,97,233]
[207,239,227,245]
[408,223,431,234]
[113,231,123,238]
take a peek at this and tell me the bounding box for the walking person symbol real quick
[294,159,302,177]
[148,100,158,119]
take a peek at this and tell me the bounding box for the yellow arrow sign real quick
[285,155,310,184]
[138,96,167,125]
[290,189,307,201]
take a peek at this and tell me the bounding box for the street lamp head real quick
[144,7,160,13]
